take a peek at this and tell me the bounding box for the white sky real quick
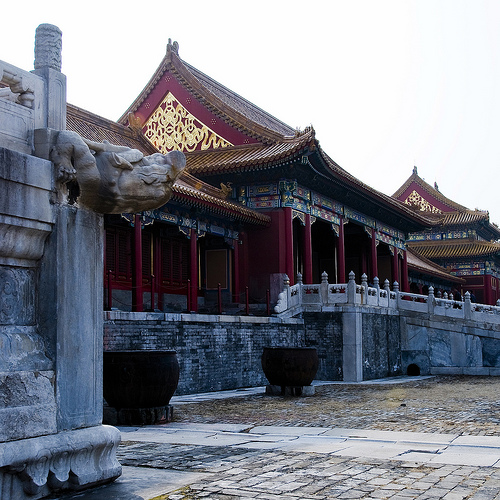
[3,0,500,225]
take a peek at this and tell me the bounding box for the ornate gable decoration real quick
[143,92,232,153]
[404,189,442,214]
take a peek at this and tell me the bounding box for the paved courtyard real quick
[59,376,500,499]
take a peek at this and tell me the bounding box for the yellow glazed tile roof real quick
[66,104,269,225]
[410,240,500,259]
[406,247,464,283]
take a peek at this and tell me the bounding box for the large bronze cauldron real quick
[261,347,319,387]
[103,350,179,410]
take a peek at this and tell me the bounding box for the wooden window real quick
[160,235,189,289]
[105,226,132,282]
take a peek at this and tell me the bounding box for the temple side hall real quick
[67,41,482,313]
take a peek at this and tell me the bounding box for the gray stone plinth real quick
[104,405,175,426]
[265,385,315,396]
[0,424,121,500]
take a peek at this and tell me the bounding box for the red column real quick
[392,247,399,285]
[303,214,313,284]
[132,214,143,312]
[233,238,240,303]
[338,216,346,283]
[370,228,378,282]
[154,234,163,311]
[190,228,198,312]
[484,275,493,305]
[401,249,409,292]
[240,231,249,295]
[284,207,294,285]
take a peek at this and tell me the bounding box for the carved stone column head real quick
[34,24,62,71]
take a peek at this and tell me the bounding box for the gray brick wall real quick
[302,312,343,381]
[104,313,306,395]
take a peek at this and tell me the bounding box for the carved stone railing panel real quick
[328,284,348,304]
[0,61,37,108]
[0,60,45,154]
[302,284,321,304]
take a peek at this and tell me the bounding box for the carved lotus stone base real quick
[0,425,121,500]
[265,384,316,396]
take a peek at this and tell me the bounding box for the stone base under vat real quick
[265,384,316,396]
[104,404,174,426]
[0,425,121,500]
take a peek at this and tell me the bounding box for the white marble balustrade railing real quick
[0,59,45,154]
[275,270,500,326]
[0,60,39,108]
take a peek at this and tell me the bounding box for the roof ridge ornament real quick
[127,112,143,133]
[167,38,179,56]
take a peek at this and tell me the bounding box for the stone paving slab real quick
[250,425,334,436]
[56,376,500,499]
[322,428,461,444]
[118,423,500,468]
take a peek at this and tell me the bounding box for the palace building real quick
[394,167,500,304]
[66,41,470,312]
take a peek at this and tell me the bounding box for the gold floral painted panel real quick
[143,92,232,152]
[404,190,442,213]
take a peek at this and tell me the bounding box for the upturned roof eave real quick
[186,137,435,233]
[171,190,270,226]
[313,149,436,231]
[184,128,314,175]
[118,43,294,145]
[408,239,500,259]
[407,248,465,284]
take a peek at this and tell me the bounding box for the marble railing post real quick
[284,274,291,308]
[464,291,472,320]
[393,281,400,308]
[428,286,435,315]
[320,271,329,304]
[296,272,303,305]
[373,276,379,304]
[361,273,368,304]
[347,271,357,304]
[32,24,66,131]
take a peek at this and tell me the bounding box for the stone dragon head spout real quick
[50,131,186,214]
